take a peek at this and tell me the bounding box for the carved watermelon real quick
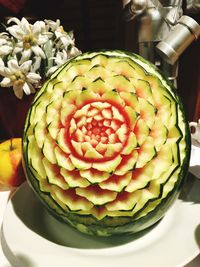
[22,50,190,236]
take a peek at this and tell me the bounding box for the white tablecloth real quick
[1,143,200,267]
[0,190,11,267]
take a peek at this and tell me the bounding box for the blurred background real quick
[0,0,199,139]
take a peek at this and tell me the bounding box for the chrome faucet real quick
[123,0,200,86]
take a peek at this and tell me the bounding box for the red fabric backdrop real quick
[0,0,27,13]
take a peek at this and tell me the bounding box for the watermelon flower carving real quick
[23,51,190,236]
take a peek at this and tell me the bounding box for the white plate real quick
[1,174,200,267]
[189,142,200,179]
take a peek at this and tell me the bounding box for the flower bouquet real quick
[0,17,80,137]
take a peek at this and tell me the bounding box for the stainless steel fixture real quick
[123,0,200,86]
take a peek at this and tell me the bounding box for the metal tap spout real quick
[123,0,200,85]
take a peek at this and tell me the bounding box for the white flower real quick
[45,19,61,32]
[68,46,81,57]
[7,17,49,60]
[45,19,77,50]
[0,17,81,99]
[46,45,81,77]
[58,34,75,50]
[0,57,5,67]
[0,59,41,99]
[47,50,69,76]
[0,33,13,56]
[31,56,42,73]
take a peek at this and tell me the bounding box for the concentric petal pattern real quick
[23,51,190,236]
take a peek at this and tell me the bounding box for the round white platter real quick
[1,175,200,267]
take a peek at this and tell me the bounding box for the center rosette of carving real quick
[67,100,130,162]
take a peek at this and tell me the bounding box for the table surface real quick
[0,143,200,267]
